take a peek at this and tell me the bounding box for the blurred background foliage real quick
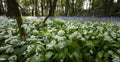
[0,0,120,17]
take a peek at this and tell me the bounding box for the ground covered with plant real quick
[0,16,120,62]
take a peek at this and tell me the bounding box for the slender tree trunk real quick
[32,0,35,16]
[41,0,44,16]
[103,0,108,16]
[35,0,38,16]
[49,0,57,16]
[61,0,64,14]
[0,0,2,15]
[71,0,75,16]
[103,0,114,16]
[91,0,95,16]
[39,0,57,27]
[65,0,69,16]
[7,0,26,41]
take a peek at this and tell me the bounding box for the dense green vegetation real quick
[0,17,120,62]
[0,0,120,62]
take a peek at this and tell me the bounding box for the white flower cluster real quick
[112,56,120,62]
[26,45,35,53]
[69,31,82,39]
[66,25,77,32]
[0,45,14,54]
[57,41,66,49]
[104,32,113,41]
[8,55,17,62]
[53,35,65,41]
[0,16,120,62]
[46,40,56,49]
[57,30,65,36]
[33,29,39,34]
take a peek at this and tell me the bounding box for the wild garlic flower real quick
[7,30,12,36]
[46,40,56,49]
[17,41,25,46]
[97,26,104,31]
[9,39,18,44]
[112,56,120,62]
[25,58,30,62]
[117,49,120,53]
[8,55,17,62]
[30,35,37,40]
[21,24,28,29]
[53,35,64,41]
[57,30,65,36]
[104,32,113,41]
[0,47,5,51]
[117,29,120,33]
[0,16,8,21]
[117,38,120,41]
[48,28,57,33]
[69,31,82,39]
[91,36,95,39]
[0,45,13,52]
[60,59,64,62]
[0,46,10,51]
[81,38,85,41]
[35,45,42,53]
[108,50,113,54]
[58,42,66,49]
[5,46,14,54]
[111,31,117,39]
[83,30,87,35]
[26,45,35,53]
[104,35,113,41]
[33,29,39,34]
[66,25,77,31]
[88,30,93,33]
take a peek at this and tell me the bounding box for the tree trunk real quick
[41,0,44,16]
[0,0,4,15]
[32,0,35,16]
[7,0,26,41]
[71,0,75,16]
[65,0,69,16]
[103,0,114,16]
[44,0,57,21]
[35,0,38,16]
[48,0,57,16]
[39,0,57,27]
[0,0,2,15]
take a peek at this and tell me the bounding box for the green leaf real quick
[14,45,27,59]
[97,51,104,59]
[29,54,41,62]
[0,54,9,61]
[73,51,80,62]
[45,51,53,60]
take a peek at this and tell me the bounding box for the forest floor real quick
[0,16,120,62]
[24,16,120,22]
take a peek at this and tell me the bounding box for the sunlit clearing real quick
[83,0,90,10]
[114,0,118,3]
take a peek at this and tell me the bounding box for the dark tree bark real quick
[7,0,26,41]
[39,0,57,27]
[32,0,35,16]
[0,0,4,15]
[41,0,44,16]
[71,0,75,16]
[103,0,114,16]
[43,0,57,23]
[35,0,38,16]
[49,0,57,16]
[65,0,69,16]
